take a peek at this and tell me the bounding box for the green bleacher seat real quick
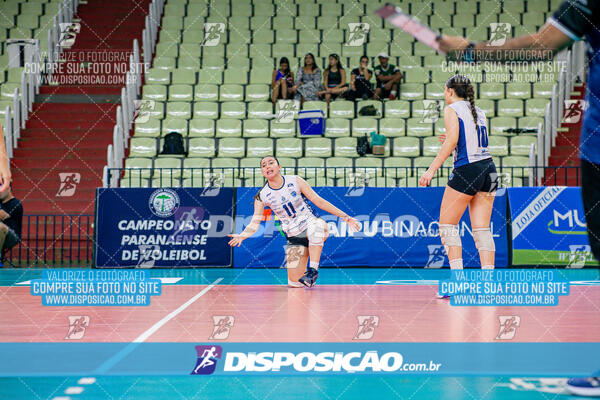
[303,100,328,117]
[326,157,353,178]
[393,137,420,157]
[525,99,548,117]
[488,136,509,157]
[352,117,378,137]
[143,85,167,101]
[380,118,406,137]
[178,56,201,70]
[162,117,188,136]
[219,84,244,101]
[189,138,216,157]
[248,102,273,119]
[239,158,263,179]
[216,119,242,137]
[223,69,248,85]
[191,84,217,102]
[221,102,246,119]
[453,14,474,28]
[406,118,433,137]
[518,116,544,131]
[298,157,325,178]
[219,137,246,158]
[477,99,496,117]
[189,119,215,137]
[384,157,412,178]
[490,116,517,136]
[245,84,270,102]
[480,83,505,99]
[182,157,211,179]
[502,156,530,177]
[325,118,351,137]
[533,82,554,98]
[425,83,444,100]
[134,118,161,137]
[154,157,182,179]
[249,68,273,85]
[193,102,218,119]
[147,68,171,84]
[335,137,358,157]
[329,100,355,119]
[153,57,176,70]
[400,83,425,100]
[247,138,273,157]
[510,135,537,156]
[497,99,524,117]
[129,138,157,158]
[422,136,441,156]
[270,120,296,137]
[384,100,410,119]
[120,178,149,188]
[243,119,269,137]
[166,102,191,120]
[124,158,153,179]
[305,137,332,157]
[356,100,382,118]
[356,157,384,177]
[276,138,303,158]
[169,84,193,101]
[506,82,531,99]
[172,69,197,85]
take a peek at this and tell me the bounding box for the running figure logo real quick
[496,315,520,340]
[202,23,225,46]
[65,316,89,339]
[191,345,223,375]
[275,100,299,123]
[209,316,235,340]
[57,173,81,197]
[488,23,511,46]
[353,315,379,340]
[563,100,586,123]
[58,23,80,48]
[425,245,446,268]
[346,23,370,46]
[421,100,442,123]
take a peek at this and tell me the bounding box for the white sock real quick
[449,258,463,270]
[482,265,494,269]
[288,279,303,288]
[391,90,397,96]
[309,261,319,270]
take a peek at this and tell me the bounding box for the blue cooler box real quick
[298,110,325,135]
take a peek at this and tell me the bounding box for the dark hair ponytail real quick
[446,74,478,129]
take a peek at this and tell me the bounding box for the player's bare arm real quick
[227,199,264,247]
[296,176,360,231]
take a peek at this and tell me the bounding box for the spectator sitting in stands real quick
[317,53,348,106]
[347,55,374,100]
[291,53,323,104]
[0,184,22,266]
[271,57,295,104]
[374,52,402,100]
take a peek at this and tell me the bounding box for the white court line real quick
[15,277,183,285]
[94,278,222,373]
[64,387,84,394]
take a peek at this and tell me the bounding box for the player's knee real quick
[473,227,495,252]
[439,224,461,249]
[307,219,327,247]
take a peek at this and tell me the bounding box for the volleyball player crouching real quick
[419,75,498,274]
[228,156,360,288]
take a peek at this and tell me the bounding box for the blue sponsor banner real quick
[234,187,508,268]
[0,342,598,376]
[95,188,234,267]
[508,187,593,266]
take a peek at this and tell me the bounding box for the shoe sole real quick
[567,386,600,397]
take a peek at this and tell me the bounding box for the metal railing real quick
[5,214,93,267]
[107,165,566,188]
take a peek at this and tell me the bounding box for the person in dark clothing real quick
[317,54,348,106]
[0,185,22,255]
[347,55,375,100]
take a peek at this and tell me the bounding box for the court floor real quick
[0,268,599,399]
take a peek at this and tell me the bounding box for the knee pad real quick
[439,224,461,252]
[473,228,495,251]
[307,218,328,247]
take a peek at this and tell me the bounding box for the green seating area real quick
[126,0,557,188]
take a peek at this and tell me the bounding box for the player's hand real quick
[437,34,471,59]
[437,134,446,143]
[227,234,245,247]
[384,81,393,90]
[419,169,435,187]
[343,215,360,232]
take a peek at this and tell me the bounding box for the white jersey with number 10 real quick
[258,175,316,237]
[448,100,492,168]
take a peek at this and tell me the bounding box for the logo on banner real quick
[57,173,81,197]
[548,209,587,235]
[345,172,369,197]
[488,23,511,46]
[202,23,225,46]
[191,345,223,375]
[209,316,235,340]
[425,245,446,268]
[136,244,159,268]
[496,315,520,340]
[563,100,585,123]
[566,245,591,268]
[149,188,180,217]
[65,316,89,339]
[353,315,379,340]
[58,23,80,48]
[346,23,370,46]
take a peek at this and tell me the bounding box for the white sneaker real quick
[288,279,303,288]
